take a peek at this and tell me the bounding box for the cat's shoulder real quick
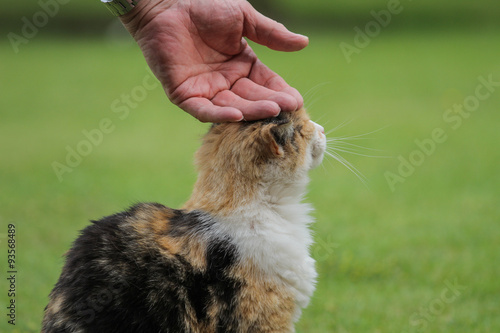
[73,203,231,267]
[82,202,213,237]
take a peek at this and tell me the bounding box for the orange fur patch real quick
[231,261,296,332]
[184,108,314,216]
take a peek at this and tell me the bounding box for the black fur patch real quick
[43,204,242,333]
[240,112,291,128]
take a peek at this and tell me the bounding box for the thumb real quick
[242,2,309,52]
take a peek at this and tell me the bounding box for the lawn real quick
[1,26,499,332]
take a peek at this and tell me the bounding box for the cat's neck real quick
[182,169,310,218]
[183,167,316,318]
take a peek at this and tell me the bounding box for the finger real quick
[179,97,244,123]
[242,2,309,52]
[248,60,304,110]
[231,78,298,112]
[212,90,281,121]
[277,86,304,111]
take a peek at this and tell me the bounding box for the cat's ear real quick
[269,122,294,157]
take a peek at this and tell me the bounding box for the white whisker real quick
[302,82,331,107]
[327,147,389,159]
[324,150,369,187]
[327,140,378,150]
[331,125,391,141]
[321,121,392,187]
[328,141,391,157]
[325,118,355,136]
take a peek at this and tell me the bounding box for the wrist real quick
[101,0,141,17]
[119,0,176,36]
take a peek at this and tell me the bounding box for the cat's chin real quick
[310,145,326,169]
[310,155,325,170]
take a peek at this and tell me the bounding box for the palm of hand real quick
[130,1,306,122]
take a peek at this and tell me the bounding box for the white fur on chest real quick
[216,198,317,319]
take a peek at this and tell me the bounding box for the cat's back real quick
[42,203,296,333]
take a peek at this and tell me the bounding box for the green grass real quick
[1,27,500,332]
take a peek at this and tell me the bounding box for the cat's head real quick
[195,108,326,183]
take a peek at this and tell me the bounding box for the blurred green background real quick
[1,0,499,332]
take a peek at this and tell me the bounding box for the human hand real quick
[120,0,309,122]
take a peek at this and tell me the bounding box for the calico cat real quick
[42,108,326,333]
